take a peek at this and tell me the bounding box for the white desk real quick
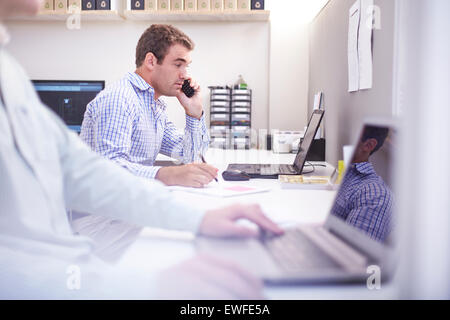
[83,149,398,299]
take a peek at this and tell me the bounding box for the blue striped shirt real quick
[331,162,393,242]
[79,72,209,179]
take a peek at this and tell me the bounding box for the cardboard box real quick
[211,0,223,11]
[184,0,196,11]
[131,0,145,10]
[82,0,96,10]
[237,0,250,10]
[197,0,210,11]
[171,0,183,10]
[224,0,237,11]
[251,0,264,10]
[145,0,158,10]
[68,0,82,11]
[54,0,67,12]
[40,0,54,11]
[158,0,170,10]
[96,0,111,10]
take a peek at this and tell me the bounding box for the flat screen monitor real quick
[293,109,325,172]
[32,80,105,133]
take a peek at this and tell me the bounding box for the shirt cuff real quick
[145,166,162,179]
[185,112,205,132]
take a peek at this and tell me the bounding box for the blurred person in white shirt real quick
[0,0,283,299]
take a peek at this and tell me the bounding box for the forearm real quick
[161,114,210,163]
[111,156,162,179]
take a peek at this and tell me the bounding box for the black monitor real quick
[32,80,105,133]
[293,109,325,172]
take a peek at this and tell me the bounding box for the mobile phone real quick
[181,79,195,98]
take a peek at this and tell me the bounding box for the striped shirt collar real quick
[128,71,152,92]
[353,162,375,175]
[127,71,167,111]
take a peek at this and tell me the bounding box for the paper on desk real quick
[348,0,361,92]
[358,0,374,90]
[168,183,271,198]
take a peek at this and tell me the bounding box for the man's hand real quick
[176,77,203,119]
[157,254,264,299]
[156,163,218,188]
[199,204,285,238]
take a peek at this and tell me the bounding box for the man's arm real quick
[80,94,162,179]
[159,113,210,163]
[45,106,283,237]
[52,108,205,232]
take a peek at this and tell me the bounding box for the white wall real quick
[268,0,329,131]
[394,0,450,299]
[5,20,270,132]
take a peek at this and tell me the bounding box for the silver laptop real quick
[197,119,396,284]
[226,110,325,179]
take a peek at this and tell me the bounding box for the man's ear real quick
[143,52,158,71]
[364,138,378,154]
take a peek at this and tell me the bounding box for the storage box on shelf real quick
[209,87,231,149]
[230,88,251,149]
[30,0,122,20]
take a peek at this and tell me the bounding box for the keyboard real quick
[262,229,340,272]
[252,164,296,175]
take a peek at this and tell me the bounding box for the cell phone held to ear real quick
[182,79,195,98]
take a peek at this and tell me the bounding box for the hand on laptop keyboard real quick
[199,204,285,238]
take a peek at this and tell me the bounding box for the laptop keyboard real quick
[260,164,296,175]
[262,229,341,272]
[228,164,296,175]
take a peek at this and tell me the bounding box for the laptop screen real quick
[293,110,325,172]
[329,123,395,245]
[32,80,105,133]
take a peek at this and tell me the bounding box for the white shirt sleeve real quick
[43,107,206,233]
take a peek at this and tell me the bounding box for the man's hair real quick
[362,126,389,155]
[135,24,194,68]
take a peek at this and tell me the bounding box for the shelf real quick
[123,10,270,22]
[8,10,270,22]
[8,10,124,22]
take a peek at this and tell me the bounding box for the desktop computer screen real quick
[32,80,105,133]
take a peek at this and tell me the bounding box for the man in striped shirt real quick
[331,127,393,242]
[80,24,217,188]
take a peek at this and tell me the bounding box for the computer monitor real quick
[32,80,105,133]
[293,109,325,172]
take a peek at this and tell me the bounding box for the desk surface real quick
[84,149,398,299]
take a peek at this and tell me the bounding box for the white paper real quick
[348,0,361,92]
[358,0,374,90]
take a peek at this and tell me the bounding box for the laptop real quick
[227,109,325,179]
[197,119,396,284]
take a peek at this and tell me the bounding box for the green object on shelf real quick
[236,75,248,90]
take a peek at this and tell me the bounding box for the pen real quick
[200,154,219,182]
